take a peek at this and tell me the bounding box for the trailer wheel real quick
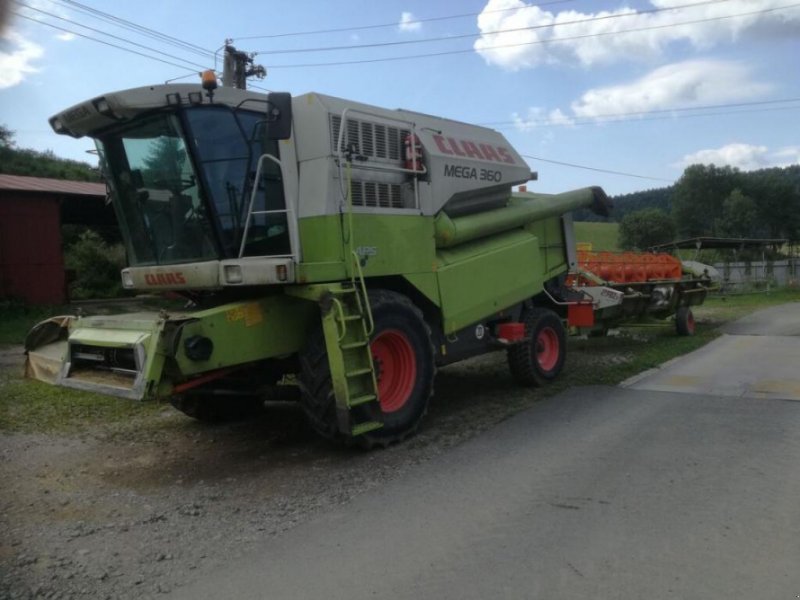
[675,307,696,336]
[507,308,567,386]
[298,290,435,447]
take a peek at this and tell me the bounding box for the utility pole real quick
[222,40,266,89]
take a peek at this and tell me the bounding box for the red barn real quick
[0,175,108,305]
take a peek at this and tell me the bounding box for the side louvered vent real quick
[351,181,404,209]
[330,115,408,162]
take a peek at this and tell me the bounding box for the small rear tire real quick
[507,308,567,386]
[675,307,696,336]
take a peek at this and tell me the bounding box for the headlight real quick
[224,265,243,284]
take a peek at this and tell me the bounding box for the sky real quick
[1,0,799,196]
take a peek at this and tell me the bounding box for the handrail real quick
[238,153,299,262]
[351,250,375,336]
[330,297,347,341]
[335,107,421,210]
[344,161,375,335]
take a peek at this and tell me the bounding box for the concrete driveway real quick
[170,302,800,600]
[624,302,800,400]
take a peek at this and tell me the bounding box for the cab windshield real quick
[97,107,289,267]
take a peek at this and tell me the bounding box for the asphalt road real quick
[171,303,800,600]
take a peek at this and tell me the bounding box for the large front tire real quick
[298,290,435,447]
[507,308,567,386]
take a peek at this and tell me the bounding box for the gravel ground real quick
[1,342,596,600]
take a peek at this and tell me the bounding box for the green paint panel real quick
[296,261,347,283]
[402,272,441,307]
[525,216,569,280]
[298,216,345,264]
[436,230,545,334]
[174,296,317,376]
[297,214,435,281]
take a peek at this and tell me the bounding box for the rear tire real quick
[298,289,435,448]
[507,308,567,386]
[675,307,696,336]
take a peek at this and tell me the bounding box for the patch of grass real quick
[1,289,798,436]
[0,303,69,346]
[556,287,800,390]
[574,221,620,252]
[0,373,169,434]
[0,296,187,346]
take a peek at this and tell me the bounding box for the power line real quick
[261,3,800,69]
[254,0,732,55]
[235,0,577,41]
[495,104,800,130]
[483,97,800,127]
[49,0,215,59]
[521,154,673,182]
[14,12,202,73]
[14,1,212,71]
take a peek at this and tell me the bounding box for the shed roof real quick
[649,237,788,251]
[0,174,105,197]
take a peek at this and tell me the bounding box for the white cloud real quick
[511,59,769,133]
[0,30,44,89]
[56,32,76,42]
[513,106,574,130]
[678,143,800,170]
[474,0,800,70]
[571,60,770,118]
[398,12,422,33]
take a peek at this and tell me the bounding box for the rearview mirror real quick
[264,92,292,140]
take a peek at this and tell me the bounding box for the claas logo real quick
[144,272,187,286]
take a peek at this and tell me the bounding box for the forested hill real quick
[575,163,800,235]
[0,124,100,182]
[575,185,674,223]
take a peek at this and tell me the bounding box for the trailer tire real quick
[675,307,696,336]
[507,308,566,386]
[298,290,435,448]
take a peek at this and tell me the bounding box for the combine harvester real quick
[568,248,713,337]
[25,72,611,446]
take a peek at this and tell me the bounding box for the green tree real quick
[671,164,741,237]
[744,168,800,240]
[619,208,676,250]
[0,124,15,148]
[64,231,127,299]
[715,189,760,238]
[141,136,187,191]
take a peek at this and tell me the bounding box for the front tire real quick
[298,289,435,447]
[507,308,567,386]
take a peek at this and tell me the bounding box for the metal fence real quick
[713,259,800,291]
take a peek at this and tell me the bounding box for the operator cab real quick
[50,83,296,290]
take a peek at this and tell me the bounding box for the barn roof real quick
[0,174,105,197]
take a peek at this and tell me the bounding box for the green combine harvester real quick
[25,74,610,446]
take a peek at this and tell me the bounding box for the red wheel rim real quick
[536,327,560,372]
[371,329,417,413]
[687,311,695,334]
